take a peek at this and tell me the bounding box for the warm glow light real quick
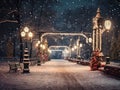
[72,48,74,51]
[21,31,26,37]
[80,44,82,47]
[74,45,77,49]
[48,49,51,53]
[37,41,40,44]
[35,41,40,47]
[40,44,43,48]
[42,45,46,50]
[36,43,38,47]
[24,27,29,32]
[104,20,112,31]
[89,38,92,43]
[28,32,33,38]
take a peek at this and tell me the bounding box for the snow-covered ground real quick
[0,59,120,90]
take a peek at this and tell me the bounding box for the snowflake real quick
[72,1,75,4]
[35,16,37,19]
[12,15,15,18]
[66,2,69,5]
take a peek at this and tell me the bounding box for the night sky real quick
[0,0,120,40]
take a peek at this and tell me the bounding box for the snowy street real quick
[0,59,120,90]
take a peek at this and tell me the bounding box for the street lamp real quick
[36,40,40,47]
[72,48,75,51]
[21,28,33,48]
[24,27,29,33]
[78,43,82,58]
[21,26,33,73]
[104,20,112,64]
[80,43,83,48]
[74,45,77,49]
[88,37,92,58]
[36,40,41,66]
[104,20,112,31]
[88,38,92,43]
[28,32,33,58]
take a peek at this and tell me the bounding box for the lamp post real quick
[88,37,92,58]
[104,20,112,64]
[21,26,33,73]
[77,38,80,58]
[37,32,44,66]
[36,40,41,66]
[73,45,77,58]
[21,27,30,48]
[79,43,82,58]
[29,32,33,58]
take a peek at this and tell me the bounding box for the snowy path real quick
[0,59,120,90]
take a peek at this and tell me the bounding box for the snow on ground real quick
[0,59,120,90]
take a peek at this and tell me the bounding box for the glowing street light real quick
[80,43,82,47]
[74,45,77,49]
[72,48,74,51]
[20,26,34,73]
[104,20,112,64]
[104,20,112,31]
[42,45,46,50]
[21,31,26,37]
[89,38,92,43]
[21,27,33,48]
[36,40,40,47]
[48,49,51,53]
[28,32,33,38]
[24,27,29,32]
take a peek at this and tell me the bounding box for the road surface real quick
[0,59,120,90]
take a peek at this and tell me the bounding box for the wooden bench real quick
[68,59,80,63]
[8,61,22,72]
[104,65,120,77]
[80,61,90,65]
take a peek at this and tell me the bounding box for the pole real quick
[25,40,27,48]
[37,33,41,66]
[29,40,32,58]
[106,31,110,64]
[23,48,30,73]
[106,31,109,56]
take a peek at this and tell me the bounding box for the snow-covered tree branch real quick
[0,20,18,24]
[8,10,18,15]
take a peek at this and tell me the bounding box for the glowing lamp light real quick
[104,20,112,31]
[37,41,40,44]
[72,48,74,51]
[24,27,29,32]
[21,31,26,37]
[74,45,77,49]
[48,49,51,53]
[36,43,38,47]
[80,44,82,47]
[28,32,33,38]
[42,45,46,50]
[89,38,92,43]
[40,44,43,48]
